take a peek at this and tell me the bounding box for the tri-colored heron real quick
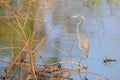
[71,14,89,60]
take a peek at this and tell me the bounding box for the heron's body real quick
[77,27,89,57]
[71,14,89,58]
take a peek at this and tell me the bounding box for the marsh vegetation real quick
[0,0,120,80]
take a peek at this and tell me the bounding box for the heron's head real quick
[71,15,79,18]
[71,14,85,23]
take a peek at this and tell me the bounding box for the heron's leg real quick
[86,57,88,65]
[79,54,84,63]
[79,55,88,79]
[79,54,88,66]
[83,56,88,79]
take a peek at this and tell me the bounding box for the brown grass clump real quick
[0,0,87,80]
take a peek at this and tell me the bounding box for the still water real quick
[0,0,120,80]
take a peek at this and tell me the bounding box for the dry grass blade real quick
[49,62,87,68]
[32,25,53,53]
[23,6,31,29]
[5,4,27,41]
[0,0,10,3]
[4,39,29,77]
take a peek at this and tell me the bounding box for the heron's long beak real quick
[71,14,85,23]
[71,15,78,18]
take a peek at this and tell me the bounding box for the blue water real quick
[40,0,120,79]
[0,0,120,80]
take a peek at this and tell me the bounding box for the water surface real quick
[0,0,120,80]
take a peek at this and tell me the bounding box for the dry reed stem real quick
[27,32,38,80]
[28,0,36,5]
[0,59,87,70]
[24,31,38,80]
[0,17,22,38]
[23,5,30,29]
[0,0,10,3]
[0,59,30,66]
[23,31,37,80]
[4,39,30,77]
[32,37,46,53]
[16,68,28,80]
[5,4,27,41]
[0,47,20,50]
[66,41,75,61]
[15,14,27,41]
[35,0,44,18]
[11,33,14,57]
[28,67,72,74]
[28,48,37,80]
[1,4,38,79]
[0,16,15,18]
[0,15,42,21]
[50,43,67,56]
[49,62,87,68]
[32,25,53,53]
[38,76,71,80]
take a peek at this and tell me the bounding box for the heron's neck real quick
[76,23,81,40]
